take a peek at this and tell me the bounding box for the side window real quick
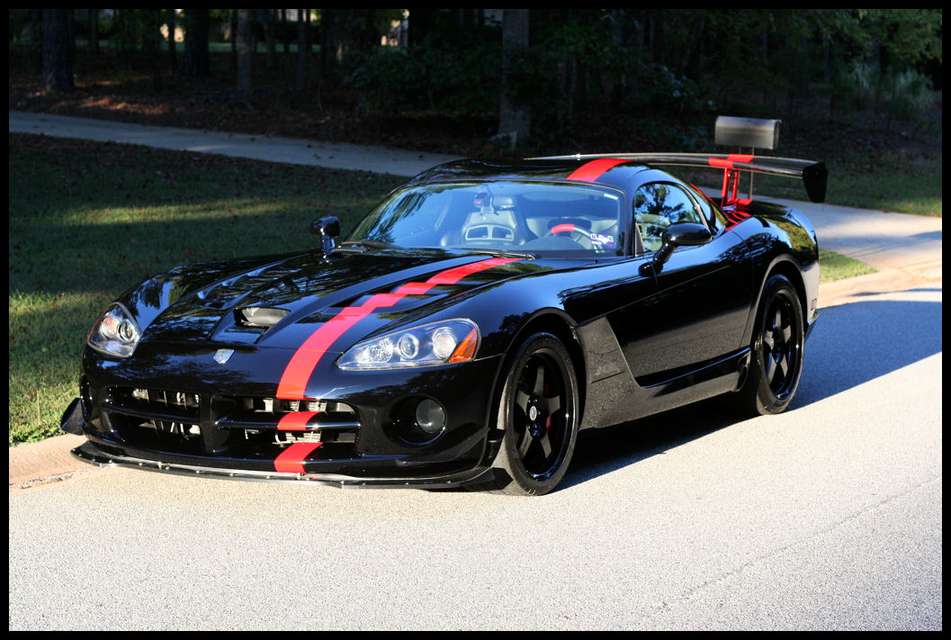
[689,183,727,232]
[633,182,706,252]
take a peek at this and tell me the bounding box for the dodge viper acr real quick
[61,151,825,495]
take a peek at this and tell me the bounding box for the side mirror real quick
[311,216,341,255]
[652,222,712,269]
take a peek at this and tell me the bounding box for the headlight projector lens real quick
[118,319,136,342]
[415,399,446,435]
[398,333,420,360]
[431,327,457,359]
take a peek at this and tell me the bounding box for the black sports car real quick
[61,122,825,495]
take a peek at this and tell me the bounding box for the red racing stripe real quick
[275,257,522,401]
[276,309,372,400]
[392,281,436,296]
[566,158,629,182]
[274,442,323,474]
[277,411,319,431]
[425,257,519,285]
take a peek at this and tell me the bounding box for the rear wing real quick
[527,152,828,204]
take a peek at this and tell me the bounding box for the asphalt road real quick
[9,286,942,630]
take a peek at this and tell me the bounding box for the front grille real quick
[214,396,361,446]
[110,387,200,432]
[103,387,362,460]
[105,386,204,454]
[233,397,352,415]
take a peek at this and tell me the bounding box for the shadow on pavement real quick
[907,230,943,242]
[562,293,942,489]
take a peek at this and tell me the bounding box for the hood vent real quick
[235,306,289,329]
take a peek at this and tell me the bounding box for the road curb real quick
[818,269,941,308]
[8,434,94,491]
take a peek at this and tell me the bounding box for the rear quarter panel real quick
[729,200,820,344]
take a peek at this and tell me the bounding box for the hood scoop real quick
[235,306,289,329]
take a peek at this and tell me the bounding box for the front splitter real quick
[71,441,499,490]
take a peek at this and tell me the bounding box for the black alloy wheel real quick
[490,333,579,495]
[760,291,802,401]
[729,273,806,416]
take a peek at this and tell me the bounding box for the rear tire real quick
[489,333,580,496]
[728,274,805,417]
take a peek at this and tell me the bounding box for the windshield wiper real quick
[451,248,535,259]
[336,240,397,253]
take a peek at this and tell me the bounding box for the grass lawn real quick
[818,249,877,283]
[9,134,403,445]
[8,134,879,445]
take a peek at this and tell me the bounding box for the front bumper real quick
[65,347,507,486]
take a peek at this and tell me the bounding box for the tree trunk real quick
[320,9,336,78]
[295,9,309,91]
[653,10,665,66]
[237,9,253,97]
[145,9,163,90]
[362,9,379,51]
[230,10,238,71]
[496,9,531,147]
[682,14,705,75]
[281,10,289,54]
[167,9,177,73]
[114,9,129,58]
[264,10,277,69]
[304,9,312,56]
[408,8,434,48]
[42,9,74,92]
[31,9,42,48]
[66,9,75,59]
[88,9,98,53]
[610,9,630,106]
[182,9,210,77]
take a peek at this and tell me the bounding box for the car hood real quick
[126,249,545,351]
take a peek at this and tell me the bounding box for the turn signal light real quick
[448,328,479,363]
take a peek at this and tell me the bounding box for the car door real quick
[609,180,753,382]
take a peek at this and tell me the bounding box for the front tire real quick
[490,333,580,496]
[729,273,806,417]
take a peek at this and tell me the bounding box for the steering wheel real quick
[545,222,595,250]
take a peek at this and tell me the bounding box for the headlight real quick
[337,319,480,370]
[87,303,141,358]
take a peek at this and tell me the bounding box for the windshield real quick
[347,181,623,256]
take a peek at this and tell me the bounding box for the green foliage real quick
[344,21,500,115]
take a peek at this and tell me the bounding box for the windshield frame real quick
[345,179,630,260]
